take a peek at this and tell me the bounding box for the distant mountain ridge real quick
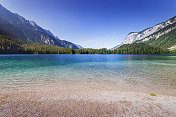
[122,16,176,44]
[0,4,81,49]
[110,45,120,50]
[120,16,176,50]
[73,44,84,49]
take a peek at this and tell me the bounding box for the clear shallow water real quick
[0,54,176,95]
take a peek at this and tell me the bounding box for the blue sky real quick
[0,0,176,49]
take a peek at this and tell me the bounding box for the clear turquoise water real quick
[0,54,176,95]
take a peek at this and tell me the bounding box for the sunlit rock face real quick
[40,35,55,45]
[122,16,176,44]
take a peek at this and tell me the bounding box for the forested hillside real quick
[0,35,170,54]
[0,4,79,49]
[142,22,176,49]
[114,43,170,54]
[0,35,73,54]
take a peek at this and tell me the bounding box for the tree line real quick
[0,35,171,55]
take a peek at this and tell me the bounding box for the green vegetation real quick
[73,48,112,54]
[0,35,172,55]
[170,49,176,55]
[149,93,156,96]
[0,4,78,49]
[73,43,169,54]
[114,43,170,55]
[0,35,73,54]
[137,22,176,49]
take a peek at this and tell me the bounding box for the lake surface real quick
[0,54,176,95]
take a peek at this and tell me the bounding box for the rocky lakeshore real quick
[0,82,176,117]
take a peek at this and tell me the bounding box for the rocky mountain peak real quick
[122,16,176,44]
[0,4,80,49]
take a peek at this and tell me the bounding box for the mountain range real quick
[0,3,175,54]
[0,4,82,49]
[119,16,176,50]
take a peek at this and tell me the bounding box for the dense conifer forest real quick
[0,35,171,55]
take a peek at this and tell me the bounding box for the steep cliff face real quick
[122,16,176,45]
[0,4,80,49]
